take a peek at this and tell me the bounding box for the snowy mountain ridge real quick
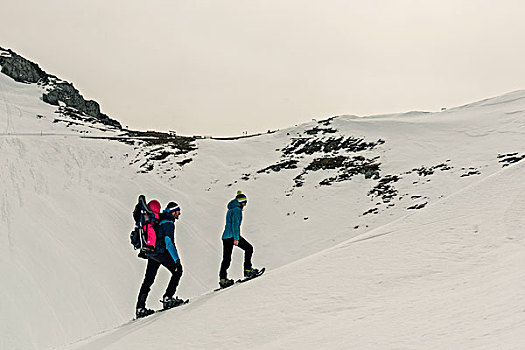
[1,51,525,349]
[0,46,121,128]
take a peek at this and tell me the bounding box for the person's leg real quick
[156,254,183,298]
[237,237,253,270]
[136,258,161,308]
[219,238,235,279]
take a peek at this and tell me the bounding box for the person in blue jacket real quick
[219,191,259,288]
[136,202,184,318]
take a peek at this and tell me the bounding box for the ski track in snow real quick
[1,89,14,134]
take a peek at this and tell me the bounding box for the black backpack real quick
[130,195,157,257]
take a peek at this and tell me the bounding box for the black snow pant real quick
[136,253,183,309]
[219,237,253,279]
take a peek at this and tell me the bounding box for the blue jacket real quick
[149,213,180,262]
[222,199,243,241]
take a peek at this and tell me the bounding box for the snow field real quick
[2,72,525,349]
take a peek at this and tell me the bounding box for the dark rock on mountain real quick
[368,175,400,203]
[257,160,299,174]
[124,130,197,154]
[408,162,452,177]
[0,46,121,128]
[117,130,197,174]
[305,126,337,135]
[177,158,193,167]
[460,168,481,177]
[498,153,525,167]
[411,166,435,176]
[362,208,379,215]
[305,156,347,171]
[407,202,428,210]
[0,48,48,84]
[43,82,99,115]
[258,127,386,191]
[317,116,337,126]
[282,135,384,156]
[297,155,381,187]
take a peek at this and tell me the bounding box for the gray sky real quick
[2,0,525,136]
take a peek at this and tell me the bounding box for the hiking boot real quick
[244,268,260,278]
[162,296,185,310]
[219,278,234,288]
[136,307,155,319]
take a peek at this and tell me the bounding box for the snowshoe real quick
[219,278,235,289]
[243,267,260,279]
[237,267,266,283]
[136,307,155,319]
[162,296,186,310]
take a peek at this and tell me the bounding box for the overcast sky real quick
[2,0,525,136]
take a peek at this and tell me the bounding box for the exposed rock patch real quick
[282,136,384,156]
[0,46,120,128]
[362,208,379,216]
[407,202,428,210]
[404,162,453,177]
[257,160,299,174]
[0,48,47,84]
[121,131,197,173]
[304,126,337,135]
[252,124,386,191]
[498,153,525,167]
[124,130,197,154]
[317,116,337,126]
[368,175,400,203]
[460,167,481,177]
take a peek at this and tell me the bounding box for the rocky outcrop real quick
[246,122,386,191]
[41,82,120,127]
[0,48,48,84]
[0,46,121,128]
[498,153,525,167]
[257,160,299,174]
[282,135,384,156]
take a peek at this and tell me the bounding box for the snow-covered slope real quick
[68,150,525,350]
[1,68,525,349]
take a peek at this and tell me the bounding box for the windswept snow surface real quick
[67,155,525,350]
[1,70,525,349]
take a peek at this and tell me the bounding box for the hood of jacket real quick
[158,212,175,223]
[227,199,242,210]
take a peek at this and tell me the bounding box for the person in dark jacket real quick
[219,191,259,288]
[136,202,184,318]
